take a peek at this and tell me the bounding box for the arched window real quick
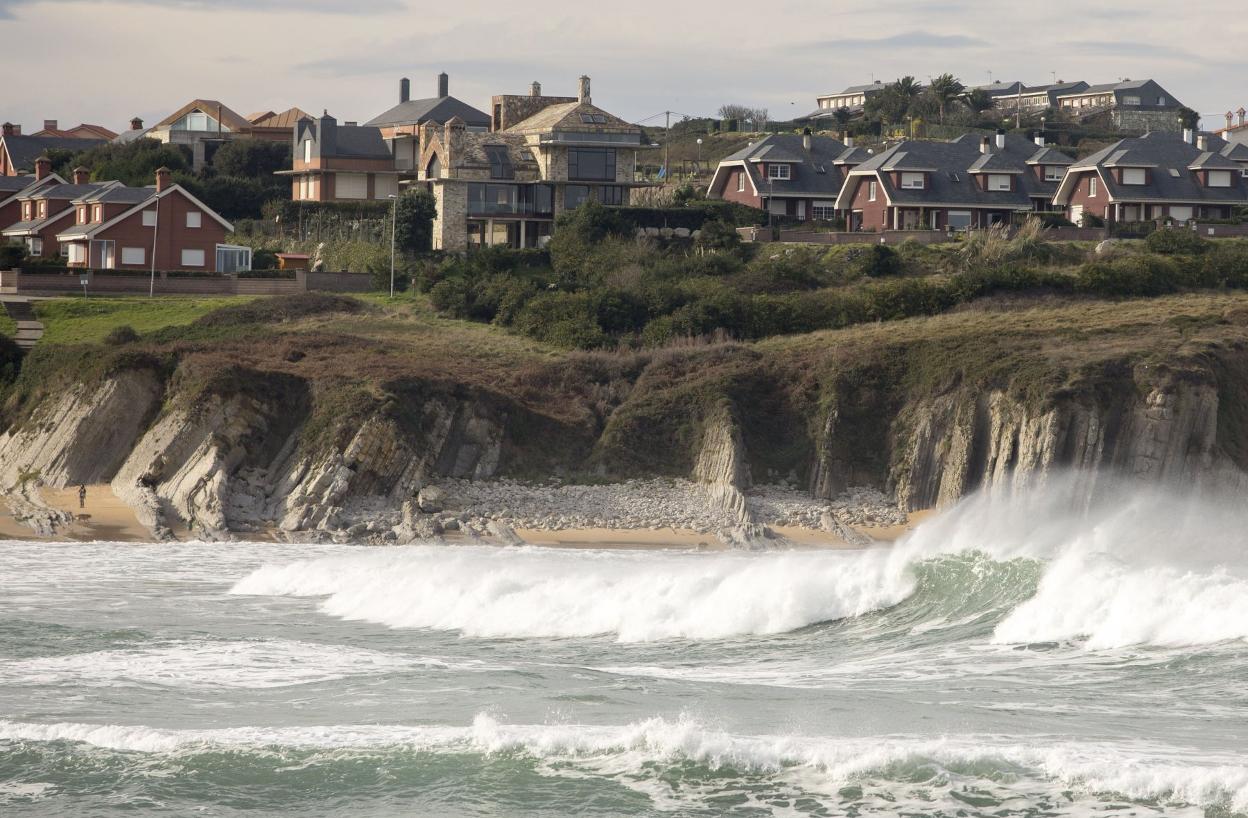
[425,153,442,179]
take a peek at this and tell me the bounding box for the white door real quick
[1069,205,1084,227]
[796,201,806,220]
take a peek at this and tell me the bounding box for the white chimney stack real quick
[802,130,812,150]
[845,136,854,149]
[1034,131,1045,147]
[996,129,1006,150]
[1197,134,1208,151]
[1182,127,1194,145]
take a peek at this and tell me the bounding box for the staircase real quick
[3,300,44,350]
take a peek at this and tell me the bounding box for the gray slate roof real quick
[719,134,853,198]
[1071,132,1248,204]
[113,128,153,144]
[28,183,109,201]
[1,135,104,171]
[334,126,392,159]
[365,96,490,129]
[850,133,1074,208]
[87,186,155,204]
[0,176,34,193]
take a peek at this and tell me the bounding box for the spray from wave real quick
[231,476,1248,649]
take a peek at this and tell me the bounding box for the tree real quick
[393,189,437,255]
[718,104,753,122]
[1178,106,1200,131]
[928,73,966,124]
[750,108,769,130]
[53,138,191,186]
[962,88,997,117]
[210,138,291,192]
[831,107,853,130]
[865,86,912,126]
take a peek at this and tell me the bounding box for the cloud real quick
[793,30,987,52]
[1062,40,1196,60]
[0,0,401,18]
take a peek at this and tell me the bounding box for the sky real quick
[3,0,1246,134]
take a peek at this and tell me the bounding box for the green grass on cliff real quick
[33,296,254,345]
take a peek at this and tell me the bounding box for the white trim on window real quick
[868,180,877,202]
[737,172,745,193]
[180,248,205,267]
[1044,167,1064,182]
[1208,170,1232,188]
[121,246,146,265]
[186,211,202,228]
[142,210,157,227]
[1122,168,1147,185]
[900,172,925,189]
[768,163,791,180]
[1089,177,1098,197]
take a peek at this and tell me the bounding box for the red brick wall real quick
[1064,171,1109,222]
[84,189,228,270]
[718,167,761,208]
[846,175,889,230]
[0,199,20,231]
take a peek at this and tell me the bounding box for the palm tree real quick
[892,75,923,104]
[928,73,966,125]
[962,88,996,117]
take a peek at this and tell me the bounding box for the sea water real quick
[2,480,1247,816]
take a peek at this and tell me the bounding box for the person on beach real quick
[78,484,86,509]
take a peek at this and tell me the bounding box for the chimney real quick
[155,166,172,192]
[802,128,812,151]
[578,75,591,104]
[1182,127,1194,145]
[130,117,144,131]
[1197,134,1208,151]
[1034,130,1045,147]
[1,123,14,137]
[437,72,449,98]
[1228,112,1236,131]
[1240,107,1247,127]
[443,115,465,162]
[34,155,51,181]
[996,129,1006,150]
[317,110,338,156]
[980,135,992,154]
[400,77,411,104]
[43,119,57,133]
[72,166,89,185]
[531,81,542,97]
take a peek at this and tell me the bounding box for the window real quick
[1208,170,1232,188]
[1122,168,1146,185]
[900,172,925,189]
[812,202,836,220]
[1089,177,1098,197]
[564,185,591,209]
[303,139,312,163]
[568,148,616,181]
[59,242,69,258]
[485,145,514,179]
[1159,96,1167,106]
[186,211,202,228]
[947,211,973,229]
[1044,166,1064,182]
[868,180,877,201]
[1170,206,1193,221]
[67,243,85,264]
[142,210,156,227]
[768,163,791,180]
[22,203,31,220]
[121,247,145,265]
[181,249,205,267]
[597,185,625,206]
[38,201,46,218]
[336,173,367,199]
[92,205,102,222]
[988,174,1012,191]
[215,244,252,274]
[737,172,746,193]
[28,237,41,255]
[1123,95,1141,106]
[578,113,608,124]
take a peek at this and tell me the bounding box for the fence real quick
[0,268,372,297]
[740,225,1111,246]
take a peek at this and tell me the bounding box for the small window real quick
[737,172,746,193]
[181,249,205,267]
[92,205,102,222]
[142,210,157,227]
[1208,170,1232,188]
[1044,167,1064,182]
[303,139,312,163]
[67,243,85,264]
[1169,168,1181,178]
[38,201,47,218]
[1122,168,1147,185]
[121,247,145,265]
[1089,177,1098,197]
[186,211,202,228]
[22,203,31,220]
[900,172,925,189]
[868,180,877,201]
[1122,95,1141,106]
[768,164,791,180]
[1159,96,1167,106]
[77,205,86,223]
[988,174,1012,191]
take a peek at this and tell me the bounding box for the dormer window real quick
[303,140,312,163]
[22,203,31,220]
[92,205,102,222]
[37,201,46,218]
[768,164,791,180]
[987,174,1012,191]
[77,205,87,223]
[1208,170,1232,188]
[1121,168,1146,185]
[900,172,925,189]
[1044,166,1063,182]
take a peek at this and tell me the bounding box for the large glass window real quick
[564,185,591,209]
[485,146,514,180]
[598,185,625,206]
[568,148,616,181]
[467,184,553,216]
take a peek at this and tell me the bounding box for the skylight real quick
[1169,168,1181,177]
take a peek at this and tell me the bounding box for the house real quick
[808,81,886,119]
[0,123,106,176]
[2,168,119,257]
[368,74,491,176]
[0,156,64,232]
[413,76,653,250]
[973,80,1025,101]
[145,100,259,169]
[284,113,400,202]
[56,167,247,271]
[1056,80,1183,133]
[243,108,312,142]
[32,120,118,140]
[706,133,868,221]
[114,117,153,144]
[1053,131,1248,226]
[834,132,1076,231]
[1217,108,1248,147]
[1011,81,1090,112]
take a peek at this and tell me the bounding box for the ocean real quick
[1,481,1246,816]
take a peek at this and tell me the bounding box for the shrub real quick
[1075,256,1180,297]
[1202,243,1248,288]
[103,325,140,345]
[429,278,472,318]
[696,219,741,252]
[513,291,608,349]
[1146,228,1210,256]
[0,241,27,270]
[858,244,902,277]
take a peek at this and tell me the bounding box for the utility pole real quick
[664,110,671,184]
[388,193,397,297]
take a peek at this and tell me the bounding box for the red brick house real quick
[0,156,64,232]
[283,112,402,203]
[0,123,106,176]
[32,120,118,140]
[1053,132,1248,226]
[55,168,244,271]
[707,133,868,221]
[2,168,119,257]
[835,132,1075,231]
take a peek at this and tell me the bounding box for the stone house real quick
[706,133,868,221]
[412,77,653,250]
[1053,131,1248,226]
[834,132,1076,231]
[1056,80,1183,134]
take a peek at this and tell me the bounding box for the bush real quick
[696,219,741,252]
[1202,244,1248,288]
[103,325,140,345]
[1146,228,1210,256]
[858,244,902,277]
[1076,256,1180,297]
[0,241,27,270]
[513,291,608,349]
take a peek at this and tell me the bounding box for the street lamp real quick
[696,137,703,175]
[387,193,397,298]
